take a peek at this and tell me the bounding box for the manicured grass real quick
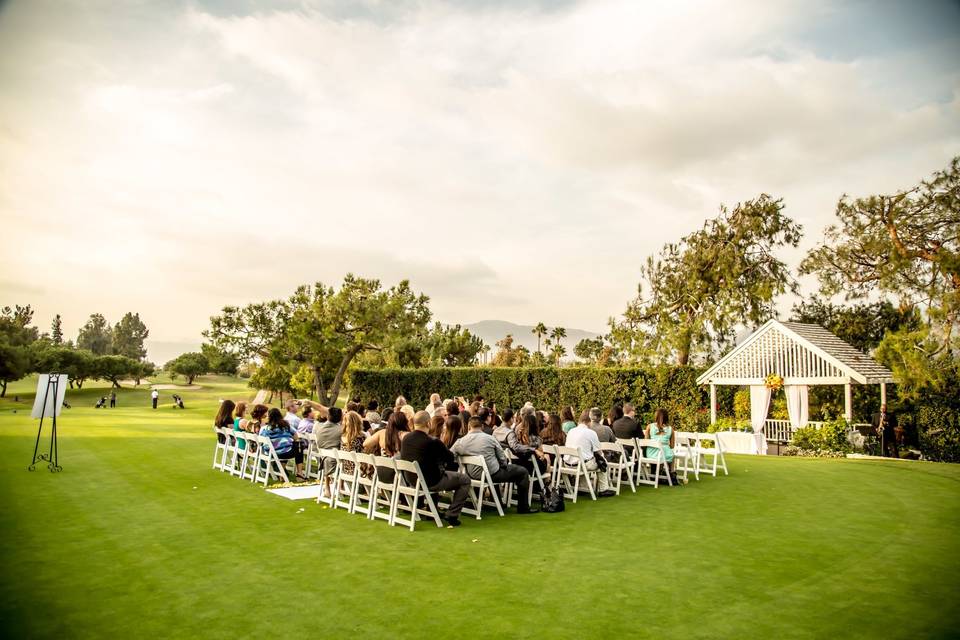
[0,375,958,638]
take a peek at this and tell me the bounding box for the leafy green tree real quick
[610,194,802,365]
[77,314,113,355]
[574,336,605,362]
[491,334,531,367]
[425,323,484,366]
[94,355,141,388]
[51,314,64,345]
[789,297,922,353]
[131,361,155,386]
[164,352,209,385]
[206,275,431,406]
[111,312,149,360]
[0,305,39,397]
[200,343,240,375]
[32,346,97,389]
[532,322,548,354]
[249,360,295,402]
[800,157,959,397]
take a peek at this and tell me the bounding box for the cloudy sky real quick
[1,0,958,360]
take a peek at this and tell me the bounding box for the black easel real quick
[29,373,62,473]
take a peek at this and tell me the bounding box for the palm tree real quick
[550,326,566,351]
[532,322,548,354]
[550,342,567,366]
[480,344,491,365]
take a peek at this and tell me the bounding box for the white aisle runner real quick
[266,484,325,500]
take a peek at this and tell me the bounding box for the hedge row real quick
[350,366,736,430]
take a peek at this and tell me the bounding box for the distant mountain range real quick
[460,320,602,354]
[145,320,602,365]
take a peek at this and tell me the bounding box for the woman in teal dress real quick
[645,408,675,466]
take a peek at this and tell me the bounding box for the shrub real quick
[733,389,750,420]
[916,406,960,463]
[790,417,851,453]
[349,366,736,426]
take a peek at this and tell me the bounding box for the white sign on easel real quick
[31,374,68,419]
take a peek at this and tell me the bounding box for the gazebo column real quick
[844,383,853,422]
[710,384,717,425]
[880,382,887,405]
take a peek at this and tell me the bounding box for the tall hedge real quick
[350,366,735,430]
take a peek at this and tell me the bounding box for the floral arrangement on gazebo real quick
[764,373,784,392]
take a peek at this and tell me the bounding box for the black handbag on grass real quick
[541,484,565,512]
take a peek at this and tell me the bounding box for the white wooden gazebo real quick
[697,320,894,440]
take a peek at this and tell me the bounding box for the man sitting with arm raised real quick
[451,417,538,514]
[400,411,472,527]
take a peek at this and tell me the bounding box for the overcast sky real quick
[1,0,958,356]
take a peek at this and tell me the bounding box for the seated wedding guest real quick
[367,400,380,413]
[425,393,442,416]
[612,403,643,439]
[395,395,407,408]
[560,406,578,433]
[493,408,515,444]
[297,405,318,437]
[604,405,623,427]
[260,407,306,481]
[644,408,675,470]
[400,411,471,527]
[284,400,301,430]
[507,412,548,475]
[364,410,410,458]
[565,418,613,497]
[366,411,384,434]
[445,399,459,417]
[213,400,235,444]
[541,413,566,447]
[429,414,446,438]
[399,404,416,426]
[440,415,463,452]
[476,406,495,435]
[340,410,367,476]
[451,417,538,514]
[589,407,616,443]
[315,407,344,495]
[380,407,394,426]
[233,401,249,448]
[432,401,447,419]
[247,404,269,433]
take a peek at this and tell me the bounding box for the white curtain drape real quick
[749,385,771,455]
[785,385,809,429]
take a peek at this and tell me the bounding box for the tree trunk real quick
[327,345,362,408]
[0,381,5,398]
[187,375,195,385]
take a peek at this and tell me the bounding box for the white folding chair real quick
[391,459,444,531]
[254,435,290,486]
[237,431,259,481]
[458,455,506,519]
[504,449,546,507]
[694,433,728,477]
[615,437,639,492]
[333,450,359,511]
[673,432,699,481]
[212,427,228,471]
[541,444,561,485]
[370,456,399,523]
[599,442,631,495]
[302,432,320,479]
[315,448,339,505]
[555,446,597,502]
[352,453,378,518]
[636,439,672,488]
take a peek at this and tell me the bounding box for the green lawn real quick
[0,375,958,639]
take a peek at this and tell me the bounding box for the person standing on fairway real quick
[109,390,116,408]
[151,388,159,409]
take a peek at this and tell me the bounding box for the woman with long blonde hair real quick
[340,410,366,475]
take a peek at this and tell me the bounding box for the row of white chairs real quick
[212,426,294,486]
[212,427,729,531]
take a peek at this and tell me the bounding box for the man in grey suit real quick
[314,407,343,497]
[451,417,537,514]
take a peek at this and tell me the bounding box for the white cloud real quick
[0,0,957,354]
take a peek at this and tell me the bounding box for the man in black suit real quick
[871,403,898,458]
[612,402,643,439]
